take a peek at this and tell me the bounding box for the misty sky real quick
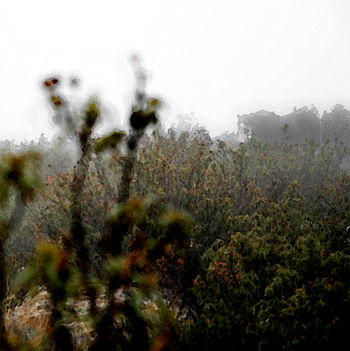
[1,0,350,141]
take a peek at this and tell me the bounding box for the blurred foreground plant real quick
[0,152,43,349]
[5,57,190,350]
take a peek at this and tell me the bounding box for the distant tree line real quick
[237,104,350,148]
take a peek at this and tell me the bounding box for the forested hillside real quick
[1,68,350,350]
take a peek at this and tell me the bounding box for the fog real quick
[1,0,350,141]
[2,2,350,347]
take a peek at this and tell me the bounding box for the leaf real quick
[93,131,125,153]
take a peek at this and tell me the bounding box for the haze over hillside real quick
[1,0,350,140]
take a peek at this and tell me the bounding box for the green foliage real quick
[1,64,350,350]
[0,151,43,350]
[0,152,43,203]
[185,183,350,350]
[93,132,125,153]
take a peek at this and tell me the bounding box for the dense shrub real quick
[185,183,350,350]
[1,64,350,349]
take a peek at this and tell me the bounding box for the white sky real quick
[1,0,350,140]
